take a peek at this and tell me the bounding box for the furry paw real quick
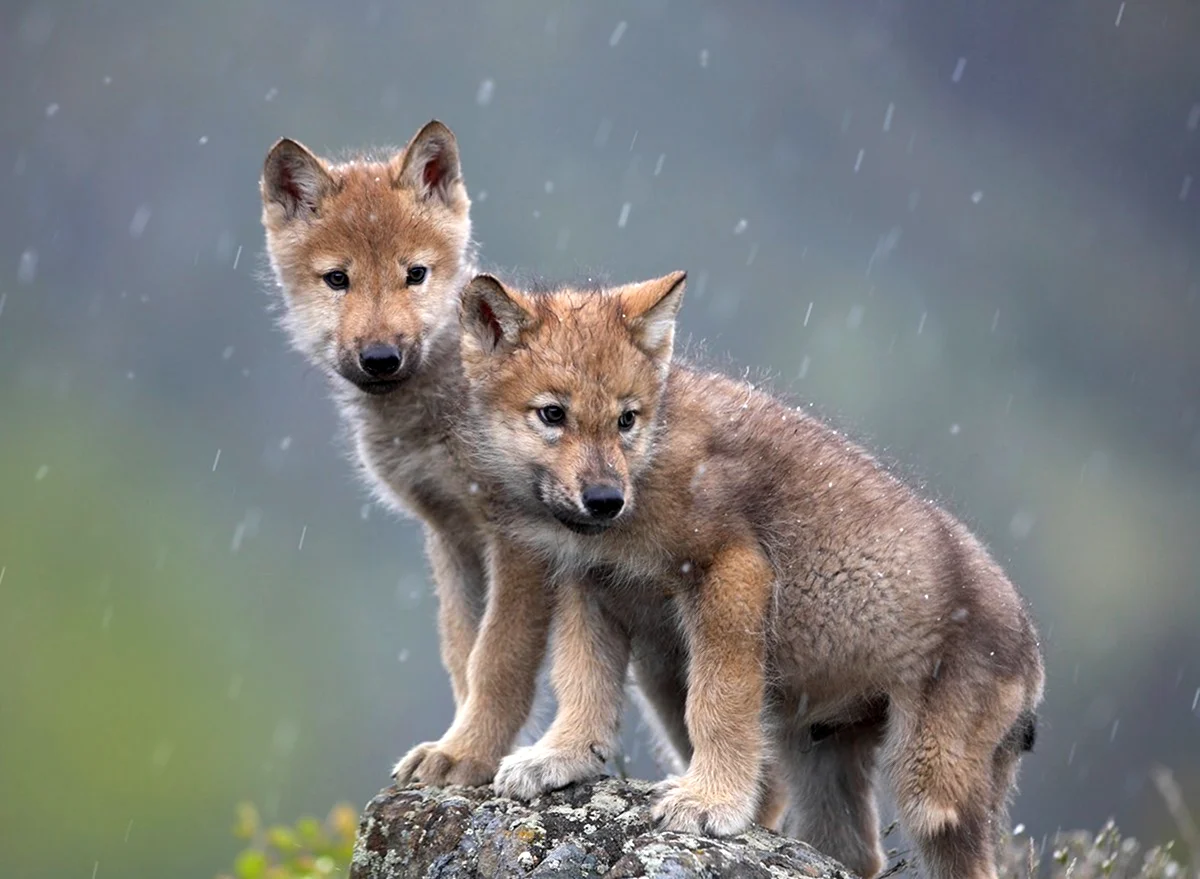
[392,739,497,787]
[494,742,606,800]
[650,775,758,837]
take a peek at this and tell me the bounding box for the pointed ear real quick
[618,271,687,363]
[460,274,535,355]
[392,120,464,206]
[262,138,333,219]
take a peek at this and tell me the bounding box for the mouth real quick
[551,510,615,536]
[349,377,407,396]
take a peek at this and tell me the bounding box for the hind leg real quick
[779,717,886,878]
[885,672,1031,879]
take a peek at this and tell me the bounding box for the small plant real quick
[217,801,358,879]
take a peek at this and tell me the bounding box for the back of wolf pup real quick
[459,273,1045,879]
[261,122,542,785]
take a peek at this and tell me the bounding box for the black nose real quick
[581,484,625,519]
[359,343,402,377]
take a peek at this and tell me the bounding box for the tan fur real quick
[460,274,1045,879]
[260,122,554,787]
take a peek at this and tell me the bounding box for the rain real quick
[2,2,1198,878]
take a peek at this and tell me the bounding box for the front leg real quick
[394,538,552,787]
[424,527,486,709]
[652,541,772,837]
[495,582,630,799]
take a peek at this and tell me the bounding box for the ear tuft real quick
[393,120,464,205]
[620,271,687,361]
[461,274,534,354]
[262,138,333,219]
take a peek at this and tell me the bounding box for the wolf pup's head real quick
[459,272,686,534]
[260,120,471,395]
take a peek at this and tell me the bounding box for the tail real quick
[1001,708,1038,754]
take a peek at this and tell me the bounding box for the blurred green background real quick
[1,1,1198,876]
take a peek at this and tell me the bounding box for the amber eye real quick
[406,265,428,285]
[323,270,349,291]
[538,405,566,426]
[617,410,637,432]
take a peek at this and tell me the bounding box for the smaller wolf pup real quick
[259,122,555,787]
[457,273,1044,879]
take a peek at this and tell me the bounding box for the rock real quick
[350,777,856,878]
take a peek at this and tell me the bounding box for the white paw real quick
[494,742,606,800]
[650,775,757,837]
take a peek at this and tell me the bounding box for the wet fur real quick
[260,123,558,788]
[463,278,1046,879]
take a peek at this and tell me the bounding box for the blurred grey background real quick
[1,1,1198,876]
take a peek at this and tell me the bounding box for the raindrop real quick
[1191,687,1199,713]
[468,482,480,494]
[917,311,927,334]
[476,190,488,202]
[680,561,693,574]
[222,345,234,360]
[950,608,969,622]
[45,103,60,118]
[803,301,813,327]
[1009,510,1036,540]
[103,76,112,85]
[544,180,554,194]
[854,149,865,173]
[609,20,627,47]
[594,118,613,149]
[797,355,810,380]
[279,436,292,451]
[398,648,411,663]
[654,153,666,176]
[35,465,49,481]
[359,504,370,520]
[17,248,37,284]
[733,218,748,235]
[475,78,495,106]
[617,202,631,228]
[151,741,174,769]
[298,525,308,551]
[951,57,967,83]
[1180,175,1192,202]
[129,205,152,239]
[1187,104,1200,132]
[971,190,984,204]
[1114,1,1125,26]
[198,135,209,145]
[233,245,243,269]
[699,48,710,67]
[883,103,895,132]
[264,87,279,101]
[746,243,759,266]
[846,304,864,330]
[211,449,222,472]
[949,423,961,435]
[991,309,1000,333]
[1013,824,1025,836]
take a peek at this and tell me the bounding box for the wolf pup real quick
[458,272,1044,879]
[259,122,556,787]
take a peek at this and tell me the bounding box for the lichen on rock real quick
[349,777,855,879]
